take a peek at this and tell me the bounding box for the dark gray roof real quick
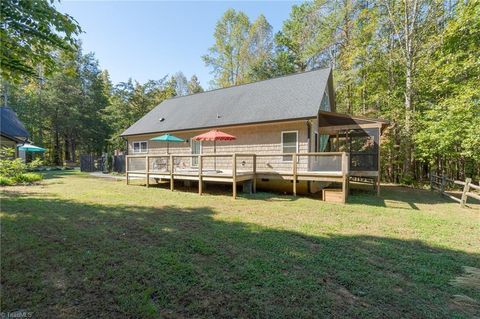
[121,68,332,136]
[0,107,29,142]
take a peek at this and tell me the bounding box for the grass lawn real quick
[1,171,479,318]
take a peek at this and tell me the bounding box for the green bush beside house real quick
[0,148,43,186]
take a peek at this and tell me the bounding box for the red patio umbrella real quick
[192,129,236,170]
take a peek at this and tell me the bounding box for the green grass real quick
[1,171,479,318]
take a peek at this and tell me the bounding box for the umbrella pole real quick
[214,141,216,171]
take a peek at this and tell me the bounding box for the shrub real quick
[0,176,14,186]
[0,158,27,179]
[27,158,44,170]
[16,173,43,184]
[0,150,44,185]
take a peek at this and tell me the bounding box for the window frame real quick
[190,139,202,167]
[281,130,299,162]
[132,141,148,154]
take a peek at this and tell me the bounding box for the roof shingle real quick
[121,68,331,136]
[0,107,29,142]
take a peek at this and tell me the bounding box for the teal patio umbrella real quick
[18,144,46,152]
[150,133,185,154]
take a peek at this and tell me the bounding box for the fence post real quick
[461,178,472,208]
[440,175,446,194]
[430,174,433,191]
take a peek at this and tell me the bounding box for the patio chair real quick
[152,158,167,172]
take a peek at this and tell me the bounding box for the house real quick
[0,106,29,158]
[121,68,388,201]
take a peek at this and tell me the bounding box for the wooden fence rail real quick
[430,175,480,207]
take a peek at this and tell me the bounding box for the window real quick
[133,141,148,153]
[281,131,298,161]
[320,91,330,112]
[191,140,201,166]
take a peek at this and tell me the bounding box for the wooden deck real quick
[126,152,350,202]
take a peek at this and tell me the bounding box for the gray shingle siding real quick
[121,68,332,136]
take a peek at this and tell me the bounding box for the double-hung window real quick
[133,141,148,154]
[191,140,201,167]
[282,131,298,161]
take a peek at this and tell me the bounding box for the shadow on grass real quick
[130,179,301,202]
[348,184,463,209]
[38,169,82,180]
[1,190,479,318]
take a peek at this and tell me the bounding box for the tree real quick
[203,9,251,87]
[187,75,204,94]
[274,2,321,72]
[172,71,189,96]
[415,0,480,178]
[0,0,82,81]
[379,0,443,176]
[245,15,274,81]
[105,76,176,150]
[203,9,274,87]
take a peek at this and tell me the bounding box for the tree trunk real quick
[64,136,71,161]
[71,138,76,162]
[54,129,61,165]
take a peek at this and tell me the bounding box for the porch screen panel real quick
[349,128,379,171]
[319,134,329,152]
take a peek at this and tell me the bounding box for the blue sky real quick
[58,1,300,88]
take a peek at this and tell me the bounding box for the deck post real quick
[252,154,257,193]
[125,155,129,185]
[461,178,471,208]
[336,131,339,151]
[292,153,297,196]
[341,152,348,203]
[232,154,237,199]
[145,156,149,187]
[198,155,203,195]
[170,155,174,191]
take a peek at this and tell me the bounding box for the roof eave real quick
[120,116,317,138]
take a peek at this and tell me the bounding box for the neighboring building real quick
[121,68,388,199]
[0,107,29,158]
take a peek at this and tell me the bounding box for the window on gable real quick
[133,141,148,153]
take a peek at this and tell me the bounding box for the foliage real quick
[415,0,480,173]
[187,75,204,94]
[4,48,112,165]
[0,0,82,81]
[0,153,43,185]
[202,9,274,87]
[0,157,27,179]
[104,77,176,150]
[3,0,478,182]
[202,1,479,182]
[0,176,14,186]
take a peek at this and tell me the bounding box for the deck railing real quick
[126,152,349,199]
